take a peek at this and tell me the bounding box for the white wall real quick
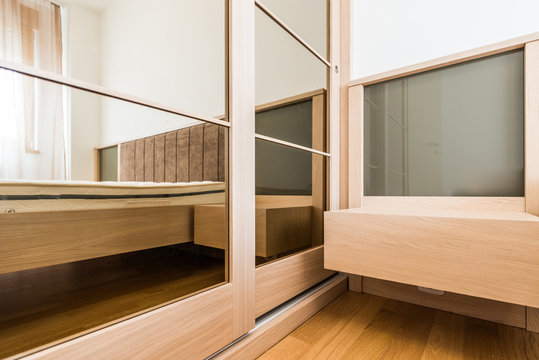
[99,0,223,145]
[64,4,102,180]
[64,0,327,156]
[352,0,539,79]
[255,5,326,106]
[98,0,327,144]
[258,0,327,57]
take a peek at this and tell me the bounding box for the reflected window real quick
[364,50,524,197]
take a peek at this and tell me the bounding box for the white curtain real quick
[0,0,65,180]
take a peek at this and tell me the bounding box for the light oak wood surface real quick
[526,41,539,216]
[0,205,195,274]
[229,0,256,338]
[348,85,363,208]
[348,274,362,293]
[0,182,225,213]
[215,274,347,360]
[312,94,326,245]
[362,196,525,212]
[328,0,342,211]
[25,285,234,360]
[194,198,315,258]
[255,89,326,113]
[0,249,224,359]
[194,204,227,249]
[255,246,335,317]
[256,206,312,258]
[259,291,539,360]
[338,0,351,210]
[362,277,525,328]
[528,307,539,333]
[324,208,539,308]
[255,195,312,208]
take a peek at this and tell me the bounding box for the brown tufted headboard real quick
[118,123,226,183]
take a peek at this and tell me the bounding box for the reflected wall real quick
[364,50,524,197]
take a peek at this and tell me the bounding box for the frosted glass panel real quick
[364,50,524,196]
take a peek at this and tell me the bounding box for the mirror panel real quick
[256,0,327,58]
[364,50,524,197]
[0,74,229,358]
[0,0,225,119]
[255,139,325,266]
[0,69,223,183]
[255,6,327,151]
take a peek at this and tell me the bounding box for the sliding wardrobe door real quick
[0,1,254,359]
[253,0,334,318]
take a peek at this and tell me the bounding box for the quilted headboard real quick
[118,123,226,182]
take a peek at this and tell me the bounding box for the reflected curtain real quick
[0,0,65,180]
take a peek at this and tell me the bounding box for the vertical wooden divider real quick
[312,94,326,246]
[348,85,363,208]
[229,0,256,339]
[525,41,539,216]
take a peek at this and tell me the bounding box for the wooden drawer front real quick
[324,210,539,308]
[194,203,313,258]
[0,206,193,275]
[256,206,312,258]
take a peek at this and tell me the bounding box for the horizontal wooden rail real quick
[255,134,330,157]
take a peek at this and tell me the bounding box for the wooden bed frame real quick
[0,181,226,274]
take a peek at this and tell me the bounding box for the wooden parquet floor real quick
[259,291,539,360]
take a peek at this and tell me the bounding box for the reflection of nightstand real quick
[194,198,313,258]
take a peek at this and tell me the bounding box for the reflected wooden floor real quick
[259,291,539,360]
[0,246,224,359]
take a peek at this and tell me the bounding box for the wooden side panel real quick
[256,195,312,208]
[261,206,312,258]
[528,307,539,333]
[165,132,177,183]
[363,277,525,328]
[339,0,351,210]
[134,139,145,182]
[312,94,325,246]
[229,0,256,337]
[93,148,100,181]
[194,205,226,249]
[324,210,539,307]
[362,196,525,212]
[144,137,155,182]
[203,124,219,181]
[0,205,194,274]
[255,246,335,317]
[27,285,235,360]
[119,141,135,181]
[525,41,539,216]
[154,134,166,183]
[348,85,363,208]
[177,128,190,182]
[189,125,204,182]
[349,274,363,292]
[218,126,226,182]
